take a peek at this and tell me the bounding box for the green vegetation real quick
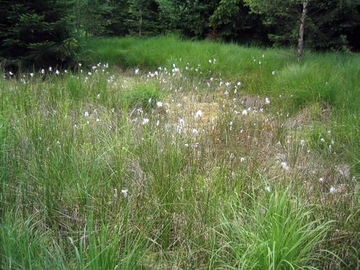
[1,36,360,269]
[216,191,332,269]
[2,0,360,71]
[0,1,77,69]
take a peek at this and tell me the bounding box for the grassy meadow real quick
[1,35,360,269]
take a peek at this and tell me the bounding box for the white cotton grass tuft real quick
[141,118,150,125]
[281,162,290,171]
[194,110,203,120]
[121,189,129,198]
[300,139,306,148]
[177,118,185,134]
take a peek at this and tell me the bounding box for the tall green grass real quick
[1,37,360,269]
[213,191,331,269]
[119,36,360,173]
[81,36,360,119]
[79,35,291,79]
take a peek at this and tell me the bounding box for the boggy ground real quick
[1,58,359,269]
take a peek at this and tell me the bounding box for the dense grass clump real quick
[1,37,360,269]
[215,191,332,269]
[122,83,160,110]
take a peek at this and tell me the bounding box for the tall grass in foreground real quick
[1,39,360,269]
[213,191,332,269]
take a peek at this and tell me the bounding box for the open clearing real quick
[1,39,360,269]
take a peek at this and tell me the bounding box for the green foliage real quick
[244,0,360,51]
[156,0,218,38]
[0,109,10,220]
[271,53,360,112]
[73,0,113,37]
[79,35,290,77]
[127,0,162,37]
[104,0,130,36]
[209,0,265,42]
[2,0,360,72]
[2,37,360,269]
[217,191,331,269]
[0,212,67,269]
[306,0,360,51]
[122,83,160,109]
[0,0,78,69]
[68,216,146,269]
[244,0,303,47]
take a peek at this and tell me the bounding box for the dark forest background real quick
[1,0,360,69]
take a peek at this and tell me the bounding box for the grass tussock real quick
[215,191,332,269]
[1,36,360,269]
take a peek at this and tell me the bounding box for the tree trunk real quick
[139,11,142,37]
[298,1,308,62]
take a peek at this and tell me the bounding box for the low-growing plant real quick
[121,83,160,110]
[215,190,332,269]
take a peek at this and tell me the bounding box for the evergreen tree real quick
[157,0,218,39]
[208,0,267,43]
[209,0,243,40]
[244,0,304,46]
[73,0,112,38]
[244,0,360,52]
[127,0,162,36]
[104,0,130,36]
[0,0,77,70]
[306,0,360,51]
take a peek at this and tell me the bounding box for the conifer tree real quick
[157,0,218,38]
[105,0,130,36]
[208,0,266,43]
[73,0,113,37]
[243,0,360,55]
[127,0,161,36]
[0,0,77,70]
